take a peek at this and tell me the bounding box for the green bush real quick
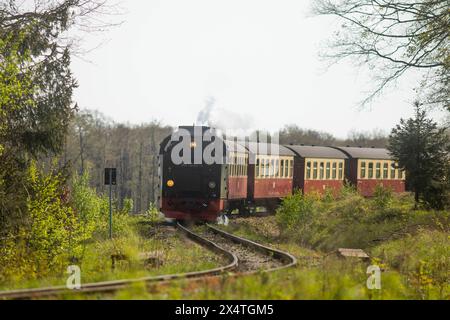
[373,185,393,209]
[276,188,447,251]
[372,231,449,299]
[0,162,80,281]
[276,192,319,246]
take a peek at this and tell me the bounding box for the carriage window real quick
[383,163,388,178]
[233,157,236,176]
[280,159,285,178]
[231,157,236,177]
[390,162,396,179]
[313,162,318,179]
[258,157,262,178]
[360,161,366,179]
[238,157,241,176]
[326,162,331,179]
[264,158,268,177]
[319,162,324,179]
[264,157,268,178]
[368,162,374,179]
[332,162,337,179]
[230,156,233,176]
[255,158,260,177]
[270,159,275,177]
[399,169,404,180]
[376,162,381,179]
[240,157,243,176]
[288,160,293,178]
[284,159,289,177]
[338,162,343,179]
[306,161,311,180]
[262,157,267,178]
[275,159,280,177]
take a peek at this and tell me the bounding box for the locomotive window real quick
[319,162,324,180]
[368,162,373,179]
[376,162,381,179]
[390,162,396,179]
[332,162,337,179]
[306,161,311,179]
[383,163,388,178]
[338,162,343,179]
[313,162,318,179]
[326,162,331,180]
[360,161,366,179]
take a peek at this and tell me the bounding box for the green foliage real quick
[276,192,318,244]
[388,103,450,209]
[276,187,448,252]
[372,231,449,299]
[70,172,109,244]
[373,185,393,209]
[121,198,134,215]
[145,202,162,224]
[0,162,78,280]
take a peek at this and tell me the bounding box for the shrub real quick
[372,231,449,299]
[276,192,318,245]
[373,185,393,209]
[0,162,81,280]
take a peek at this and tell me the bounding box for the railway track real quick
[198,224,296,273]
[0,222,296,300]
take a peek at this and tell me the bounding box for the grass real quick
[2,188,448,300]
[0,216,223,292]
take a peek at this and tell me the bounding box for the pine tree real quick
[388,102,450,209]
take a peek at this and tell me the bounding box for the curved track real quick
[0,222,296,300]
[200,224,296,273]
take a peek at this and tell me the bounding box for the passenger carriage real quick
[285,145,347,195]
[333,146,406,196]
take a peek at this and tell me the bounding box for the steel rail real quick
[205,224,297,272]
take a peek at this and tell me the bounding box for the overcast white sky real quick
[71,0,446,138]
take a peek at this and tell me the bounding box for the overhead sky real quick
[71,0,446,138]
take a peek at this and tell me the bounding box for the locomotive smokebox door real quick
[104,168,117,185]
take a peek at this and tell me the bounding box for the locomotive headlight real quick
[208,181,216,189]
[167,179,174,187]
